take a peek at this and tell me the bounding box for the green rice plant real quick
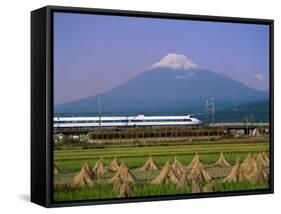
[53,180,269,202]
[53,138,270,201]
[54,184,117,201]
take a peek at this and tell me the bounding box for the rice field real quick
[53,137,270,201]
[54,181,268,201]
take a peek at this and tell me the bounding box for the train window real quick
[132,120,143,122]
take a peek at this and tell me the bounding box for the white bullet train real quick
[53,114,202,128]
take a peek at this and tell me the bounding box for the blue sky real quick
[54,12,270,105]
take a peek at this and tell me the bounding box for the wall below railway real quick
[54,124,269,144]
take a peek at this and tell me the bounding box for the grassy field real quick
[53,137,270,201]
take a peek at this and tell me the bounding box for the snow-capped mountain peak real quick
[151,53,199,70]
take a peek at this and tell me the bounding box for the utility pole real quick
[205,98,215,124]
[246,117,249,136]
[98,96,101,128]
[212,98,215,124]
[205,100,209,123]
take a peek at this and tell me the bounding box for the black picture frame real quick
[31,5,274,208]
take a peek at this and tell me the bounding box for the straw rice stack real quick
[244,156,268,184]
[172,156,185,177]
[188,160,211,182]
[244,157,259,182]
[224,154,269,184]
[252,168,268,184]
[140,155,159,171]
[262,152,269,165]
[109,156,121,172]
[213,152,230,167]
[223,158,247,183]
[92,158,107,176]
[187,153,203,169]
[151,161,179,185]
[256,152,269,168]
[177,169,190,188]
[108,163,135,191]
[73,161,96,187]
[240,153,253,174]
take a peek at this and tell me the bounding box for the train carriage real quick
[53,114,202,128]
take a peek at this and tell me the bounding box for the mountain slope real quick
[55,53,268,114]
[200,100,269,122]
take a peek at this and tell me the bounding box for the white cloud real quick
[253,74,264,81]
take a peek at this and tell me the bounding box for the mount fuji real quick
[55,53,268,114]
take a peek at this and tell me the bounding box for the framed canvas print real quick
[31,5,274,207]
